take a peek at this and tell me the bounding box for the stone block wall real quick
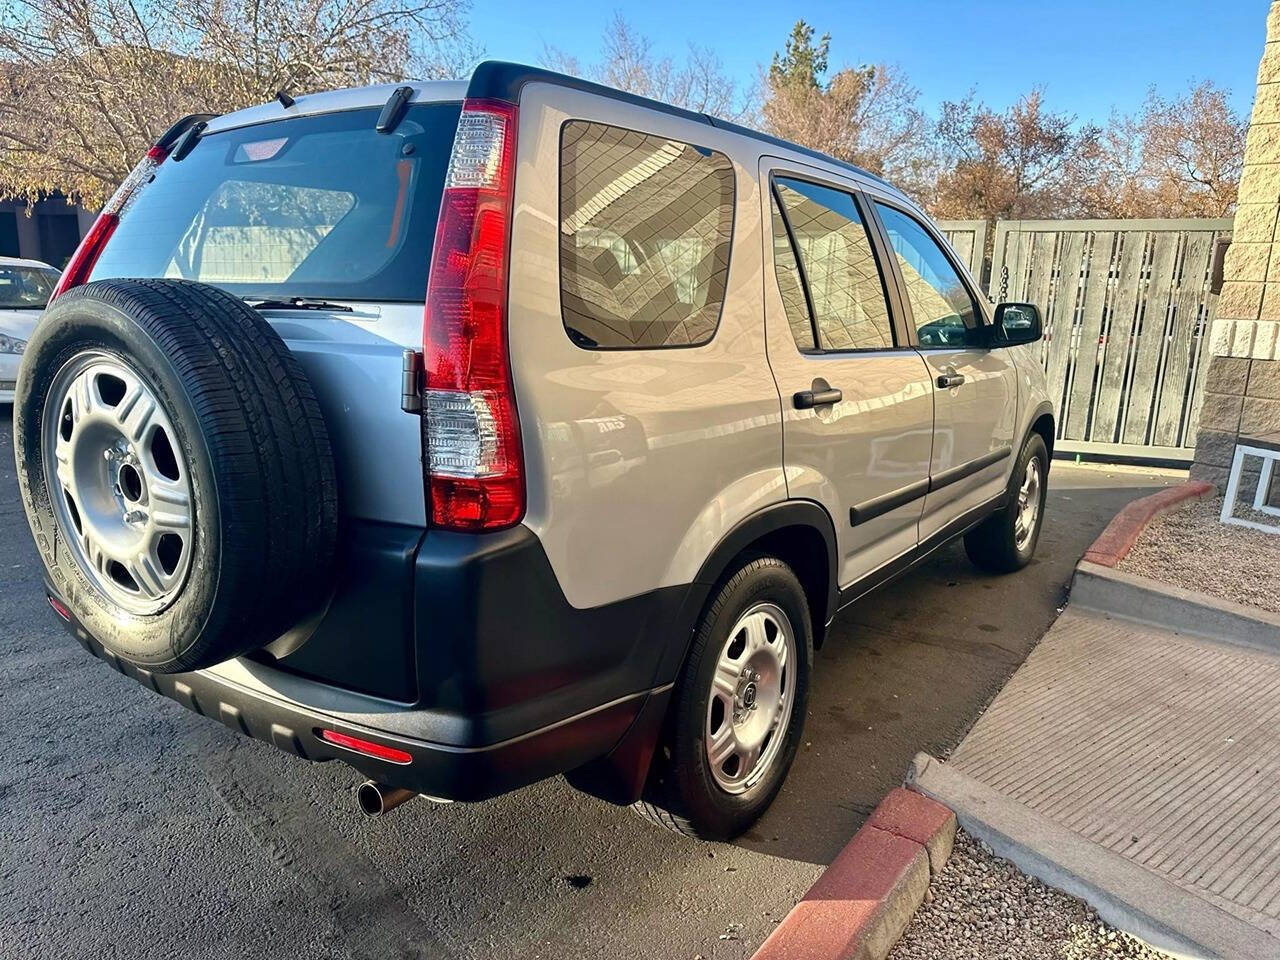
[1192,1,1280,507]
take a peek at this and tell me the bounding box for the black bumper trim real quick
[64,608,665,801]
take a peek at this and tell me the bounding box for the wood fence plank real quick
[1065,232,1115,440]
[1122,233,1179,444]
[1153,234,1213,448]
[989,222,1012,301]
[1091,232,1149,442]
[1044,231,1087,413]
[1025,231,1057,368]
[1183,246,1223,447]
[949,231,975,275]
[971,221,989,292]
[1012,229,1033,301]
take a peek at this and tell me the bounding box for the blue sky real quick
[467,0,1269,123]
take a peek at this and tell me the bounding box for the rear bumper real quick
[63,617,660,800]
[50,522,699,803]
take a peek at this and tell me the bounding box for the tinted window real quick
[875,204,981,348]
[559,121,734,349]
[774,178,894,351]
[89,103,462,302]
[769,191,816,351]
[0,264,58,308]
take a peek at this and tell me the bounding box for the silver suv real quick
[14,62,1053,840]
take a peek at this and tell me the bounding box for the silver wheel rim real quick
[42,351,194,615]
[1015,455,1042,551]
[705,601,797,795]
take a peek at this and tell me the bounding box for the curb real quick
[1081,480,1213,566]
[907,753,1279,960]
[1072,560,1280,653]
[750,787,955,960]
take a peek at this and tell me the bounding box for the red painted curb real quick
[1082,481,1213,567]
[751,787,956,960]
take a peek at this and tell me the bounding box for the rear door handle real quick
[793,388,843,409]
[936,373,966,389]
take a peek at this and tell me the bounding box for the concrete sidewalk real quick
[910,569,1280,958]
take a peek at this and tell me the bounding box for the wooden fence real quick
[938,220,988,283]
[940,217,1230,461]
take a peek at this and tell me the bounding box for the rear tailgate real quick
[82,95,463,700]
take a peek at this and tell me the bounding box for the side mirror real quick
[992,302,1042,346]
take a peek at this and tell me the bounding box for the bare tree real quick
[929,89,1103,221]
[1091,81,1247,217]
[0,0,473,207]
[758,20,931,197]
[541,13,752,122]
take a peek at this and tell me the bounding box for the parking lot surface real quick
[0,412,1175,960]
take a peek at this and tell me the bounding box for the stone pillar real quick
[1192,0,1280,500]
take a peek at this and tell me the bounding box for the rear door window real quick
[558,121,735,349]
[89,103,462,302]
[773,177,896,352]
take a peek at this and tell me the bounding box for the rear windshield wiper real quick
[244,297,354,313]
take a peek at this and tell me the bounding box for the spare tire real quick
[14,278,338,673]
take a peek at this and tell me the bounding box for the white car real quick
[0,257,60,403]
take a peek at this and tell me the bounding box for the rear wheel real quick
[964,433,1048,573]
[634,556,812,840]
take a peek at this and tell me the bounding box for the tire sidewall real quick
[671,559,812,838]
[15,292,224,669]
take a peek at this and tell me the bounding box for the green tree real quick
[760,20,929,195]
[768,20,829,91]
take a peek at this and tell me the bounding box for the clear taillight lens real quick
[422,98,523,532]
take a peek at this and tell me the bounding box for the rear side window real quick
[558,121,734,349]
[89,103,462,302]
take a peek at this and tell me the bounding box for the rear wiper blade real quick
[245,297,353,313]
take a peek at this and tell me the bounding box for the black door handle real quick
[936,373,966,389]
[794,387,843,409]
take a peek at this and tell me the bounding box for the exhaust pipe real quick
[356,780,417,818]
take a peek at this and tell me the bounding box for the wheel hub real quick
[42,352,194,615]
[705,602,797,795]
[1015,456,1042,551]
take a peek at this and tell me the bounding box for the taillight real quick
[422,98,523,531]
[49,144,168,302]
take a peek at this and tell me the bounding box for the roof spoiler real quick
[156,114,218,151]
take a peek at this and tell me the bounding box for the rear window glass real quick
[89,103,461,302]
[558,121,735,349]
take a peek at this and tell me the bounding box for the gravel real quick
[1118,495,1280,614]
[889,831,1168,960]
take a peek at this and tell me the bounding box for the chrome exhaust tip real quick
[356,780,417,818]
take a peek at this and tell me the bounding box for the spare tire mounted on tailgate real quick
[14,278,338,673]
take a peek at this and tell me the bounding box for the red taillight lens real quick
[320,729,413,765]
[49,144,168,303]
[423,99,523,531]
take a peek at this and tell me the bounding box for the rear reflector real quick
[320,729,413,765]
[48,596,71,621]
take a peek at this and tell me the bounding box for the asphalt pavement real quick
[0,410,1177,960]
